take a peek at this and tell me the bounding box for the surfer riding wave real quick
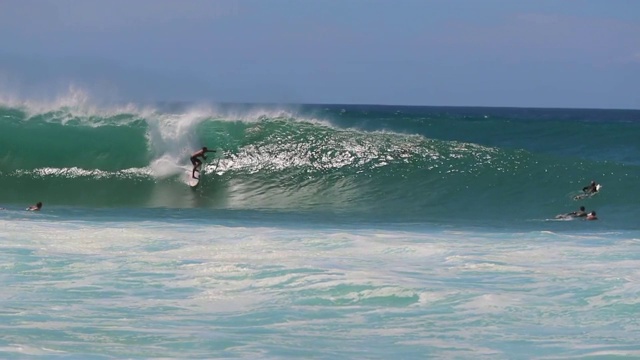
[190,147,216,179]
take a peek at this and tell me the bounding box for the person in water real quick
[556,206,587,219]
[190,147,216,179]
[27,202,43,211]
[586,211,598,220]
[582,180,599,194]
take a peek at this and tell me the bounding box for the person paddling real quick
[582,180,600,194]
[27,202,43,211]
[555,206,587,219]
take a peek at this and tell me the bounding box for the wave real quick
[1,98,640,226]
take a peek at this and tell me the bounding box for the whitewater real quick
[1,94,640,358]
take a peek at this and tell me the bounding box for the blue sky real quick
[0,0,638,108]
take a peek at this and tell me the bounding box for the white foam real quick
[3,216,640,357]
[0,85,143,125]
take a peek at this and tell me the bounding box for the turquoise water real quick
[2,100,640,358]
[1,102,639,228]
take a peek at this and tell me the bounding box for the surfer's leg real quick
[192,160,202,178]
[190,157,198,178]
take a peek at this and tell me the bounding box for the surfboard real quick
[187,170,201,188]
[552,215,575,221]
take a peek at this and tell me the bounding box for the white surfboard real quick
[187,169,201,188]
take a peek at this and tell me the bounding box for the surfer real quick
[582,180,599,194]
[586,211,598,220]
[27,202,42,211]
[190,147,216,179]
[555,206,587,219]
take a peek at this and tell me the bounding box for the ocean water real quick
[1,96,640,359]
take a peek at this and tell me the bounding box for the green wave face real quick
[1,104,639,225]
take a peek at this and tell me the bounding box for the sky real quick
[0,0,638,109]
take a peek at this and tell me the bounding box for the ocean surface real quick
[1,97,640,359]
